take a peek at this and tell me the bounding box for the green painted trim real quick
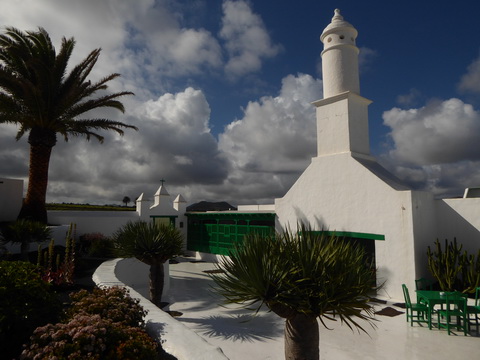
[317,231,385,241]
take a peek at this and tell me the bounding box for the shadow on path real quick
[178,313,284,342]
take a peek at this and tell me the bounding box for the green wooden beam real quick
[315,230,385,241]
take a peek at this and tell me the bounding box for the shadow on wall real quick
[275,205,327,231]
[413,199,480,287]
[435,200,480,254]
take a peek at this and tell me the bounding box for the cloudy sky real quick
[1,0,480,206]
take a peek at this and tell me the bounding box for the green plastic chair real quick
[437,292,468,335]
[467,287,480,332]
[415,278,433,291]
[402,284,429,326]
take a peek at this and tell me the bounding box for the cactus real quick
[463,249,480,293]
[427,238,461,291]
[427,238,480,293]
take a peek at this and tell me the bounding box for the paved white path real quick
[165,258,480,360]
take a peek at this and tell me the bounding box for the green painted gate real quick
[186,212,276,255]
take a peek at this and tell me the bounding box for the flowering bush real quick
[67,286,147,327]
[21,314,160,360]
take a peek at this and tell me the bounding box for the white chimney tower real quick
[314,9,371,157]
[320,8,360,98]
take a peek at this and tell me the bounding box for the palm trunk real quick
[284,313,319,360]
[149,261,165,307]
[19,128,56,224]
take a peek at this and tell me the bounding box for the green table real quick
[416,290,447,329]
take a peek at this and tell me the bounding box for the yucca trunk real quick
[18,128,56,224]
[284,313,319,360]
[149,261,165,306]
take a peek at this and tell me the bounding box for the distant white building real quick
[136,185,188,240]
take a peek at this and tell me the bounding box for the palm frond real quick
[0,26,135,137]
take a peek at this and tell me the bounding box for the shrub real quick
[67,287,147,327]
[0,261,61,359]
[21,314,160,360]
[79,232,115,257]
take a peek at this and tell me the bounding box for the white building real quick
[275,9,480,300]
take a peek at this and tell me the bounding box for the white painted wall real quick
[0,178,23,222]
[237,204,276,211]
[48,210,139,237]
[314,93,371,157]
[47,185,188,241]
[410,191,437,281]
[435,198,480,254]
[275,153,421,300]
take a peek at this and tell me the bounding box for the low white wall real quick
[48,211,139,237]
[113,257,170,302]
[237,204,275,211]
[93,258,228,360]
[185,251,225,263]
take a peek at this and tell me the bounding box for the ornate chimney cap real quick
[321,9,357,42]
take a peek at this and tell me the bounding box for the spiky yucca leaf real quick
[211,224,379,332]
[113,221,184,265]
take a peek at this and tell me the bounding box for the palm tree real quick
[0,27,137,223]
[210,224,380,360]
[113,221,184,306]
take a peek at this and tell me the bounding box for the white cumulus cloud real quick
[214,73,323,203]
[380,97,480,197]
[458,56,480,94]
[383,98,480,165]
[220,0,282,78]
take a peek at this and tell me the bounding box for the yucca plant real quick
[1,219,51,260]
[113,221,184,306]
[210,224,379,360]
